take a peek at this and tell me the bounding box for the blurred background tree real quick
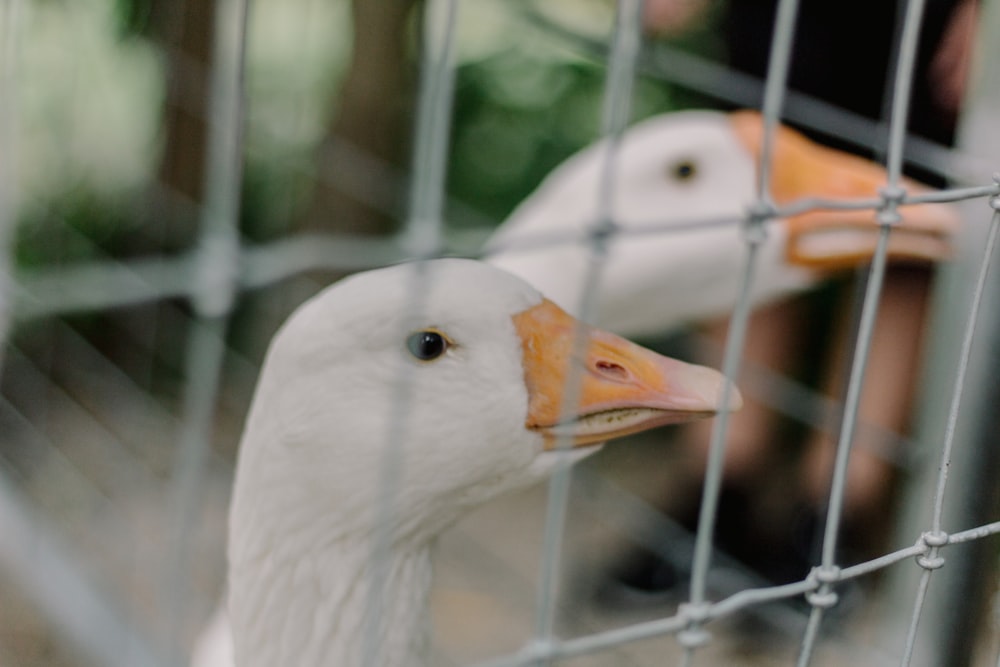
[13,0,723,267]
[8,0,722,400]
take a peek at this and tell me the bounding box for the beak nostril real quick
[594,359,630,382]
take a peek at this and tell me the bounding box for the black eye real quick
[670,159,698,182]
[406,330,449,361]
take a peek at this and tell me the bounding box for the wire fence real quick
[1,0,999,666]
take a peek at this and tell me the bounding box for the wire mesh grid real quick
[1,0,999,666]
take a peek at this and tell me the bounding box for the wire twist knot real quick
[914,531,948,569]
[916,554,945,570]
[677,602,712,648]
[587,218,618,247]
[922,530,949,547]
[193,232,239,317]
[804,566,841,609]
[677,627,711,649]
[876,185,906,226]
[876,209,902,225]
[806,589,839,609]
[743,200,774,244]
[879,184,906,203]
[521,638,555,662]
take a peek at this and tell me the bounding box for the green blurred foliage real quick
[12,0,725,267]
[448,55,681,225]
[14,186,148,271]
[443,0,725,226]
[112,0,155,38]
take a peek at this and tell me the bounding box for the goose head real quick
[487,110,959,335]
[230,259,739,548]
[226,259,741,667]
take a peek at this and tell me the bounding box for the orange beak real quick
[513,299,741,449]
[729,111,960,271]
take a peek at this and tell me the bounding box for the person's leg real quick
[802,267,934,519]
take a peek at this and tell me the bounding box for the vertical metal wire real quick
[882,2,927,188]
[796,232,895,666]
[897,202,1000,666]
[528,2,642,663]
[754,0,801,201]
[3,1,1000,664]
[819,0,923,602]
[895,1,1000,660]
[403,0,457,260]
[796,1,929,664]
[0,0,19,376]
[679,1,799,663]
[360,2,457,664]
[159,0,248,663]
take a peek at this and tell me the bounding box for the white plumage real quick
[217,259,736,667]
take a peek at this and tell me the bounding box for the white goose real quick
[214,259,738,667]
[487,110,959,334]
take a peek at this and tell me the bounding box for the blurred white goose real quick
[487,110,959,335]
[211,259,737,667]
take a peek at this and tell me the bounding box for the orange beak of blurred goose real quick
[730,111,960,271]
[514,299,742,449]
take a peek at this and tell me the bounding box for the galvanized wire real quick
[680,0,799,662]
[530,1,642,659]
[11,184,994,322]
[361,1,458,664]
[159,0,249,662]
[1,2,1000,667]
[897,198,1000,667]
[474,520,1000,667]
[796,232,895,666]
[402,0,457,260]
[795,0,932,664]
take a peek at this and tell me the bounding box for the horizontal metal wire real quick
[13,180,1000,322]
[2,2,999,667]
[471,520,1000,667]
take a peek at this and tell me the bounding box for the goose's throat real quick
[229,537,434,667]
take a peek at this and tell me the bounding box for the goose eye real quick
[407,330,449,361]
[669,159,698,182]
